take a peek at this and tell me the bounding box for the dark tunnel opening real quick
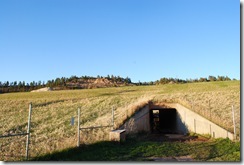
[150,108,178,134]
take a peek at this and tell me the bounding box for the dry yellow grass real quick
[0,81,240,161]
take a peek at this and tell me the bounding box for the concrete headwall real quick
[120,105,150,134]
[119,102,234,140]
[175,110,188,134]
[165,103,234,140]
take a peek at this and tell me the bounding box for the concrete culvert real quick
[150,108,178,134]
[120,101,235,140]
[120,103,188,135]
[150,107,189,135]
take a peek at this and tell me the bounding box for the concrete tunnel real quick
[150,108,179,134]
[121,103,188,135]
[120,102,234,140]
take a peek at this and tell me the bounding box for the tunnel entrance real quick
[150,108,178,134]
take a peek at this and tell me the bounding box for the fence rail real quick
[0,133,28,138]
[80,125,113,130]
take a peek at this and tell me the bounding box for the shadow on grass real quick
[31,133,186,161]
[31,134,240,161]
[31,140,139,161]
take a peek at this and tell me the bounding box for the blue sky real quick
[0,0,240,83]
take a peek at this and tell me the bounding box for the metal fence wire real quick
[0,103,32,161]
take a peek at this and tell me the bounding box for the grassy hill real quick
[0,81,240,161]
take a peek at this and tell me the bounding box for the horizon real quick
[0,74,239,86]
[0,0,240,84]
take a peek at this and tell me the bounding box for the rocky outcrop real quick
[66,78,130,89]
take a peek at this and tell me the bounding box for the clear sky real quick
[0,0,240,83]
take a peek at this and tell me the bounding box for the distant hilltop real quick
[51,77,134,90]
[0,75,133,93]
[0,75,237,94]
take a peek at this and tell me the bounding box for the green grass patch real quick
[31,133,240,161]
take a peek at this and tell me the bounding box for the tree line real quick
[0,75,132,93]
[0,80,45,93]
[0,75,236,93]
[140,75,235,86]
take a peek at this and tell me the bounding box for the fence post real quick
[210,124,211,137]
[194,119,196,133]
[26,103,32,160]
[231,105,236,140]
[209,100,211,120]
[77,108,80,147]
[111,107,114,130]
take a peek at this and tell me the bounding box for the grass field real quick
[0,81,240,161]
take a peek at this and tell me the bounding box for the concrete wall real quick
[175,110,189,134]
[165,103,234,140]
[119,102,234,140]
[120,105,150,134]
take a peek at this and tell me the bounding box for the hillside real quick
[0,75,235,93]
[0,81,240,161]
[62,77,133,90]
[0,76,133,93]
